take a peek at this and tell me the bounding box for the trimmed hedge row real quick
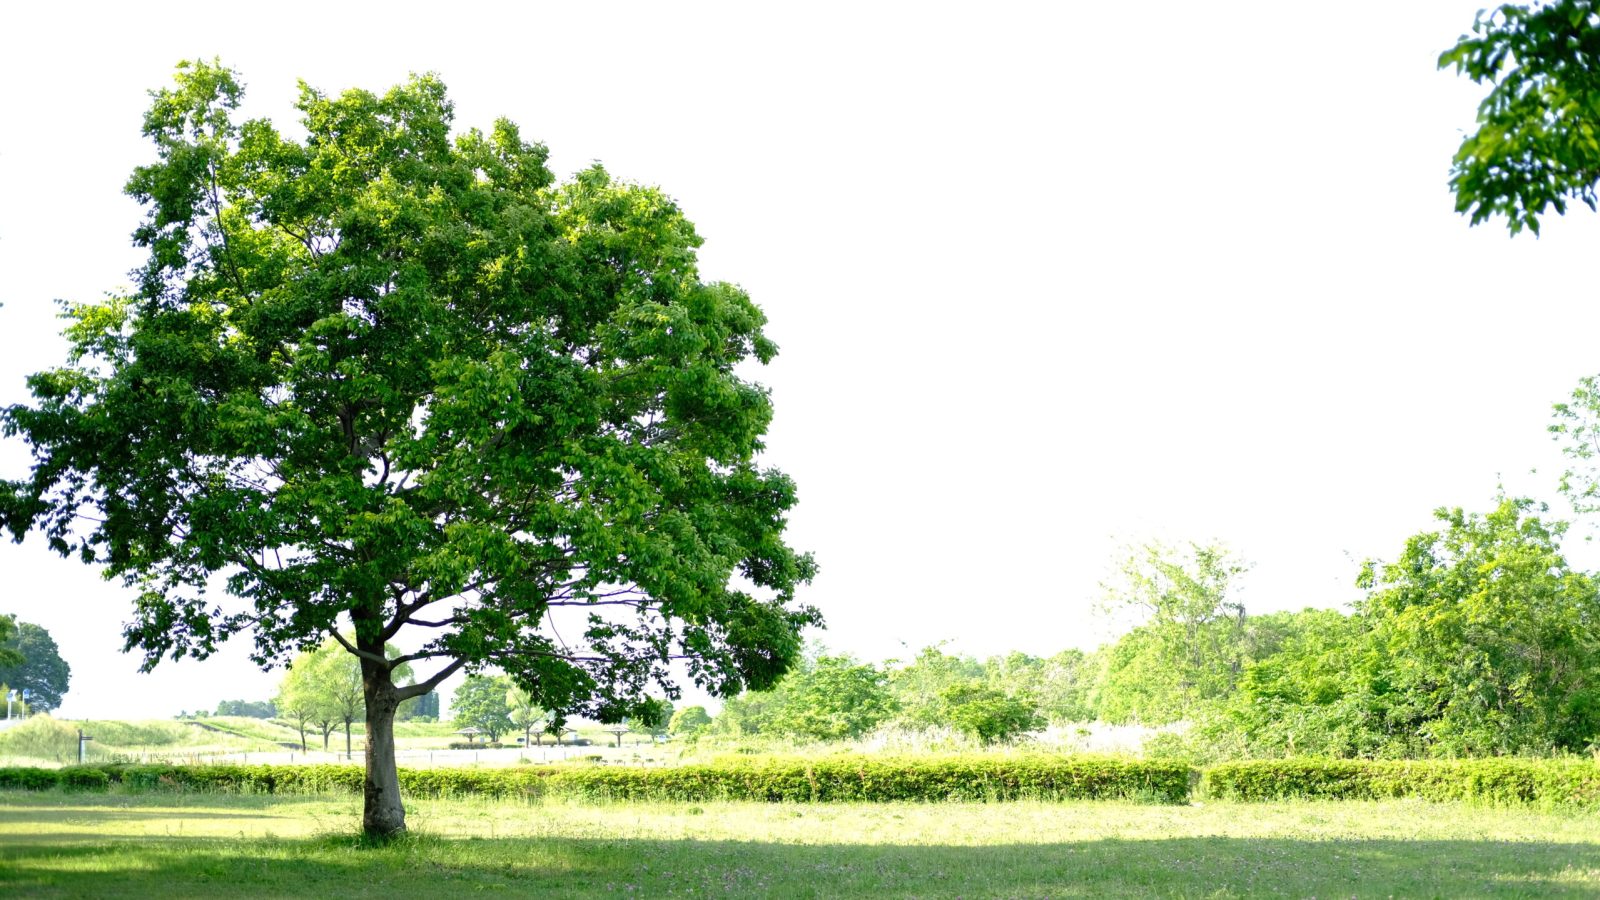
[544,756,1193,803]
[1204,758,1600,805]
[0,756,1189,803]
[4,757,1596,805]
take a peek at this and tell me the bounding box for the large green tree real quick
[0,621,70,711]
[0,61,816,836]
[1354,498,1600,755]
[1441,0,1600,234]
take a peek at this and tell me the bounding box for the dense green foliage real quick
[1440,0,1600,234]
[213,699,275,718]
[1355,499,1600,755]
[452,675,514,742]
[668,704,713,736]
[1095,542,1248,723]
[762,655,896,742]
[714,646,1056,745]
[1205,757,1600,804]
[0,755,1192,803]
[0,621,69,711]
[9,756,1600,806]
[0,60,815,835]
[0,617,19,670]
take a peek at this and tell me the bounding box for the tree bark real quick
[361,664,405,838]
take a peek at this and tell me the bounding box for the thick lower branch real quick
[394,657,468,701]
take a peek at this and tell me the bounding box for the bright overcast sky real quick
[4,1,1599,720]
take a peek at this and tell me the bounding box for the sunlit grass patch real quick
[1,792,1598,897]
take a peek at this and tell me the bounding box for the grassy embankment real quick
[0,791,1597,897]
[0,715,666,767]
[0,716,471,766]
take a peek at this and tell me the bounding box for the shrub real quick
[543,755,1192,803]
[59,766,110,791]
[0,767,59,789]
[1204,758,1600,805]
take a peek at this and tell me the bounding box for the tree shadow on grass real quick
[0,833,1596,898]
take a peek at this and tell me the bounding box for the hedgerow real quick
[1203,757,1600,804]
[6,756,1596,806]
[545,755,1191,803]
[0,767,60,790]
[0,755,1188,803]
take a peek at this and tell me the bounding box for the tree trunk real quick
[361,664,406,838]
[345,717,353,759]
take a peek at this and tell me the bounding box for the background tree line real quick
[670,488,1600,761]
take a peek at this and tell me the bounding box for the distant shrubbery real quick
[213,700,276,719]
[712,503,1600,763]
[1204,758,1600,805]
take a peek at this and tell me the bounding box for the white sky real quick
[4,1,1599,720]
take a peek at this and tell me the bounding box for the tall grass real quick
[0,715,282,765]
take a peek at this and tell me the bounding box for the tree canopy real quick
[452,675,514,742]
[1441,0,1600,234]
[0,61,815,836]
[0,620,68,711]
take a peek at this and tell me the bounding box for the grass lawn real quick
[0,792,1597,897]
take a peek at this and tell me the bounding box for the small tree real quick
[940,683,1042,745]
[453,675,514,742]
[768,654,895,742]
[279,640,411,755]
[889,645,985,730]
[668,705,712,737]
[275,675,316,752]
[1098,541,1250,720]
[506,683,549,747]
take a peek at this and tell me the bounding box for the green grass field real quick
[1,792,1597,897]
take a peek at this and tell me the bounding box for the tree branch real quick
[329,630,391,667]
[395,657,468,700]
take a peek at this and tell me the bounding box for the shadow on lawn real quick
[1,832,1596,898]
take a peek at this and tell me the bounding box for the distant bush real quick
[59,766,110,791]
[0,767,59,789]
[447,742,505,750]
[1204,758,1600,805]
